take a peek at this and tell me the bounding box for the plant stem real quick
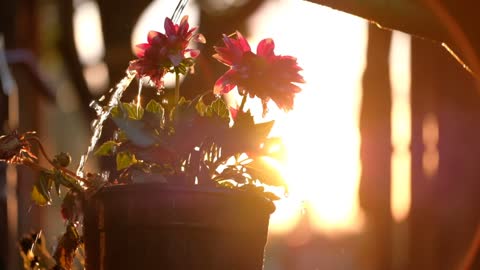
[174,72,180,104]
[28,137,90,186]
[239,94,247,112]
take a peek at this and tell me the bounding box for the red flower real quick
[129,16,205,88]
[213,32,304,114]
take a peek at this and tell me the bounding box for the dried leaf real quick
[53,224,81,270]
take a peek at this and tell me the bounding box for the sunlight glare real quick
[73,1,105,65]
[390,31,412,222]
[249,0,368,234]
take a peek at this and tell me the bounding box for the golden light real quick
[422,113,439,178]
[248,0,368,234]
[250,0,413,233]
[72,0,414,235]
[390,31,412,222]
[73,0,109,94]
[73,1,105,65]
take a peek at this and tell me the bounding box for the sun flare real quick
[73,0,412,235]
[248,0,368,234]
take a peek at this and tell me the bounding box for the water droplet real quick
[113,130,119,140]
[89,100,104,116]
[101,171,110,182]
[76,70,136,177]
[90,119,98,130]
[136,79,143,116]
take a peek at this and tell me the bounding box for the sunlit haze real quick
[249,0,412,233]
[248,0,367,234]
[73,0,412,235]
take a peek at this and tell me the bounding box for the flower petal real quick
[178,15,190,37]
[134,43,150,58]
[212,50,234,66]
[235,31,251,52]
[164,17,176,36]
[214,70,237,95]
[229,106,239,120]
[193,33,206,44]
[257,38,275,57]
[185,49,200,58]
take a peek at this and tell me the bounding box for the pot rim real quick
[94,182,277,213]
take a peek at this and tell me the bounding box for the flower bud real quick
[54,152,72,167]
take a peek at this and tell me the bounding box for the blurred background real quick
[1,0,480,269]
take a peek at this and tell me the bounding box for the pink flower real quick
[129,16,205,88]
[213,32,304,114]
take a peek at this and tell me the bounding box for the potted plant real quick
[1,14,304,270]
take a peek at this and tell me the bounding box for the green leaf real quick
[111,105,121,117]
[254,121,275,138]
[216,165,248,183]
[195,97,208,116]
[262,137,286,161]
[31,185,49,206]
[245,158,285,187]
[143,99,165,130]
[263,191,281,201]
[94,140,118,156]
[234,110,275,136]
[145,99,163,114]
[31,172,53,206]
[206,98,229,119]
[217,180,236,189]
[116,151,138,171]
[54,177,61,196]
[171,97,197,125]
[178,96,188,106]
[124,102,144,120]
[221,110,275,157]
[115,129,128,142]
[54,170,83,192]
[111,116,157,147]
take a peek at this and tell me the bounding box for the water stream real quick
[75,0,189,178]
[76,70,136,177]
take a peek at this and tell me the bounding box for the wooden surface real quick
[85,184,274,270]
[358,25,393,270]
[306,0,480,78]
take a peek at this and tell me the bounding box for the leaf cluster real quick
[96,95,287,193]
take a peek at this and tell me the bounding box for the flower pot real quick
[83,183,275,270]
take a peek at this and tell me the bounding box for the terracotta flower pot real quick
[83,183,275,270]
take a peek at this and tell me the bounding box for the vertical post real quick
[1,36,21,270]
[0,164,7,270]
[0,0,17,266]
[359,24,393,270]
[409,36,437,270]
[410,35,480,270]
